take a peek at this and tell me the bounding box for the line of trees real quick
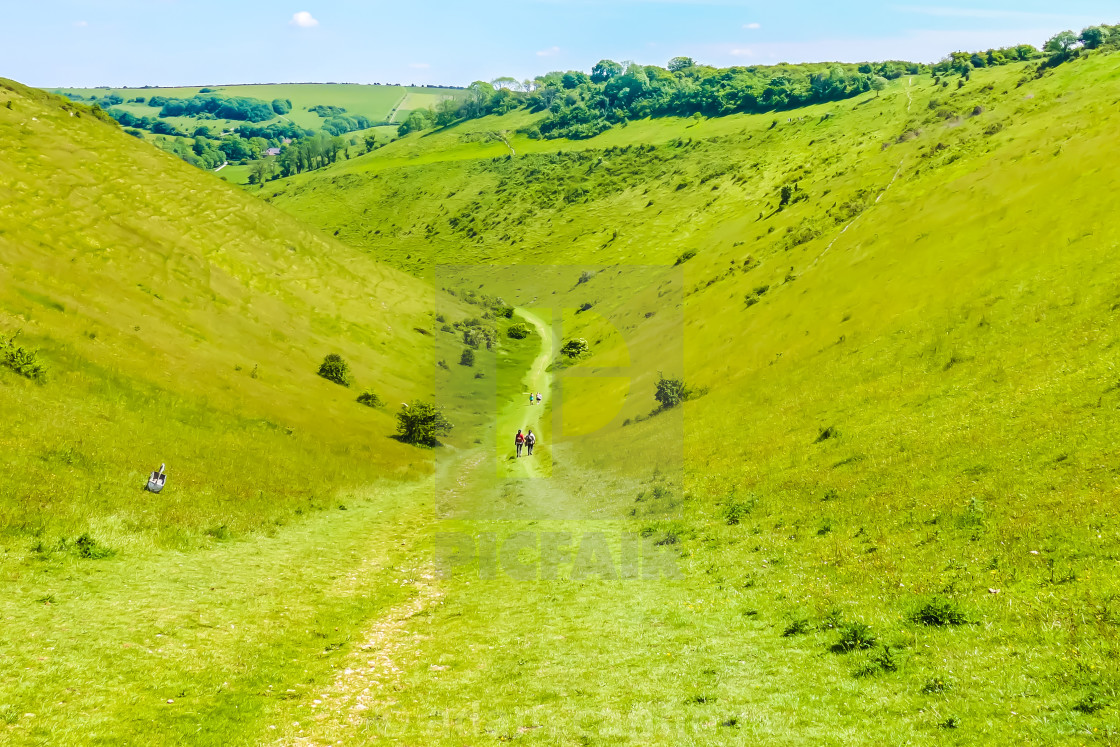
[154,94,275,122]
[931,25,1119,77]
[396,58,926,140]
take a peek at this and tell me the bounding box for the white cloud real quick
[290,11,319,28]
[730,48,753,56]
[73,20,88,27]
[537,46,561,57]
[744,22,761,30]
[409,62,431,69]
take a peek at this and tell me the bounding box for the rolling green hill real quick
[6,37,1120,745]
[251,50,1120,742]
[52,82,464,132]
[0,78,465,552]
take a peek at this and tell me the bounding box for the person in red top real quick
[515,429,525,457]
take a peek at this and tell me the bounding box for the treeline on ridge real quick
[398,57,925,140]
[400,23,1120,140]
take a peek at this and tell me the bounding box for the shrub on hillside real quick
[654,374,691,410]
[396,400,453,447]
[507,323,531,339]
[832,622,877,653]
[1,332,48,382]
[911,596,970,626]
[356,389,383,408]
[317,353,352,387]
[561,338,589,358]
[460,348,475,366]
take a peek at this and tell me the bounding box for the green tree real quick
[460,348,475,366]
[871,76,888,97]
[668,56,696,73]
[396,401,453,447]
[1045,30,1079,55]
[248,158,274,185]
[1080,26,1110,49]
[591,59,623,83]
[779,183,793,208]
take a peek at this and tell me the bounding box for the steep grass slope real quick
[259,52,1120,741]
[0,79,460,552]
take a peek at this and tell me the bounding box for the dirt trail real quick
[273,313,554,744]
[499,308,553,479]
[808,78,912,270]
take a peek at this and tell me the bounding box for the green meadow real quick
[53,82,464,131]
[2,40,1120,747]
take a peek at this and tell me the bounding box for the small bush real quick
[724,497,754,525]
[357,389,383,408]
[1,331,48,382]
[911,596,969,626]
[855,645,899,677]
[1073,692,1108,714]
[833,622,877,652]
[396,400,453,447]
[460,348,475,366]
[654,374,690,410]
[437,359,449,369]
[70,533,115,560]
[674,249,697,265]
[317,353,352,387]
[814,425,838,443]
[507,323,531,339]
[561,338,589,358]
[783,618,811,637]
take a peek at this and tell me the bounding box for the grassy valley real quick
[252,47,1120,743]
[4,25,1120,747]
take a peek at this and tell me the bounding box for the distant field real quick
[390,91,456,122]
[52,83,466,131]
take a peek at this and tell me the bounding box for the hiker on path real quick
[515,429,524,457]
[526,429,536,456]
[528,393,534,406]
[536,392,542,405]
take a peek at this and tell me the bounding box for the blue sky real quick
[2,1,1116,88]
